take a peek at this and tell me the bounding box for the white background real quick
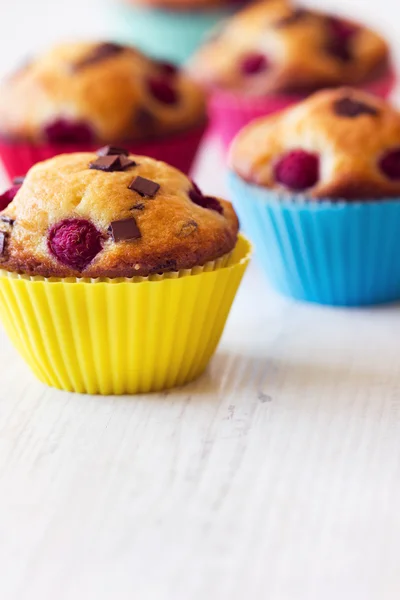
[0,0,399,77]
[0,0,398,191]
[1,1,400,600]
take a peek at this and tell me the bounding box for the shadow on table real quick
[39,348,392,404]
[172,349,393,402]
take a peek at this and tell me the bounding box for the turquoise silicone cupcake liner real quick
[228,172,400,306]
[111,3,234,64]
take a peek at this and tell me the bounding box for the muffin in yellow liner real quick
[0,151,250,394]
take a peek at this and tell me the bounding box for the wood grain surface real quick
[1,0,400,598]
[2,259,400,599]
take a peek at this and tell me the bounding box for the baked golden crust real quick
[189,1,390,95]
[229,87,400,199]
[0,152,238,278]
[0,42,206,142]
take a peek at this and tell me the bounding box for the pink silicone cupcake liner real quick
[209,67,396,150]
[0,123,206,181]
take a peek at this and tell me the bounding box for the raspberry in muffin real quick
[228,88,400,305]
[230,88,400,199]
[0,150,238,278]
[0,41,207,178]
[189,1,395,147]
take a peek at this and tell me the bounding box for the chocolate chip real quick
[90,155,136,172]
[128,176,160,198]
[74,42,124,70]
[109,218,141,242]
[96,145,129,157]
[0,232,6,256]
[334,97,378,118]
[0,216,15,225]
[12,176,25,185]
[177,220,198,238]
[90,156,120,172]
[130,203,145,211]
[119,156,137,170]
[274,8,308,28]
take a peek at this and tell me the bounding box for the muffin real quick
[111,0,249,65]
[189,1,395,148]
[0,41,207,180]
[228,87,400,306]
[0,150,250,394]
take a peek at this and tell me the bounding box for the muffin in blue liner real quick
[229,87,400,306]
[228,173,400,306]
[111,3,237,64]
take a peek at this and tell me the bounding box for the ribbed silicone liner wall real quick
[0,235,251,394]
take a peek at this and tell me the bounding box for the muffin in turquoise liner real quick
[228,87,400,306]
[189,0,396,148]
[111,2,238,65]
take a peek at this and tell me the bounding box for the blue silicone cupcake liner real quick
[228,171,400,306]
[110,3,234,64]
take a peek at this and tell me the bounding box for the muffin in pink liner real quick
[0,42,207,180]
[207,66,396,149]
[0,125,206,182]
[189,1,395,149]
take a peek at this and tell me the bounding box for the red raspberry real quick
[240,53,270,75]
[48,219,103,271]
[148,77,178,105]
[274,150,319,191]
[379,149,400,180]
[157,61,178,76]
[0,184,21,210]
[44,119,94,143]
[189,182,223,214]
[326,17,358,62]
[328,17,358,41]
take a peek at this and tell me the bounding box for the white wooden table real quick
[2,1,400,599]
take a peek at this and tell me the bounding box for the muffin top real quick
[0,150,238,278]
[189,1,390,95]
[229,87,400,200]
[0,42,206,143]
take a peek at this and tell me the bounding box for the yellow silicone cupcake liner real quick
[0,234,251,395]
